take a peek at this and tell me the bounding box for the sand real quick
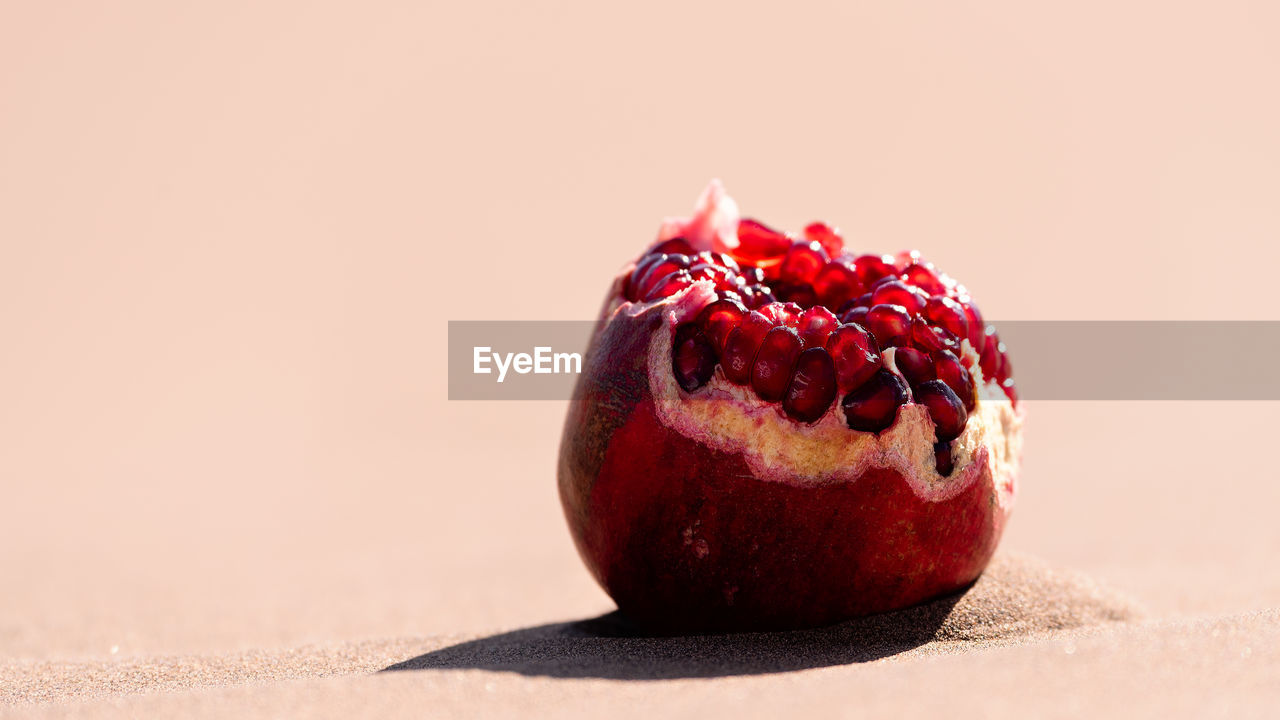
[0,554,1139,706]
[2,554,1276,718]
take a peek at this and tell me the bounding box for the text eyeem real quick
[473,346,583,383]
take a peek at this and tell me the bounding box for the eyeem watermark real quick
[449,321,593,399]
[473,346,582,383]
[449,320,1280,401]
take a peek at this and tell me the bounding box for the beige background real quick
[2,1,1279,716]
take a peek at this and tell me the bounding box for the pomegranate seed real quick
[923,296,969,343]
[672,324,717,392]
[870,274,900,290]
[644,270,694,301]
[721,311,774,385]
[901,263,946,295]
[696,297,748,353]
[914,380,968,442]
[803,222,844,257]
[796,306,839,348]
[688,263,738,291]
[635,254,692,300]
[696,250,740,272]
[759,301,803,327]
[812,261,863,310]
[979,326,1001,382]
[735,219,792,263]
[934,441,954,476]
[871,280,927,314]
[854,292,874,307]
[995,342,1012,382]
[896,250,922,268]
[626,254,665,301]
[959,298,985,352]
[717,289,745,305]
[802,222,839,253]
[910,317,959,355]
[893,346,935,386]
[783,347,838,422]
[826,323,882,391]
[774,282,818,308]
[933,350,977,412]
[865,303,913,347]
[1001,377,1018,405]
[841,369,909,433]
[740,285,776,309]
[779,240,829,284]
[854,254,896,285]
[651,237,695,256]
[739,266,766,285]
[751,326,803,403]
[840,306,869,327]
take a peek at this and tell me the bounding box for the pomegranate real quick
[558,181,1022,632]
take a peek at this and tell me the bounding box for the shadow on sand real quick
[382,590,967,680]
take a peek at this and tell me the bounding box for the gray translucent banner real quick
[448,321,1280,401]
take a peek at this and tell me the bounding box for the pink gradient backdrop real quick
[1,1,1278,658]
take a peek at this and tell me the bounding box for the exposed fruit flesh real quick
[621,213,1015,447]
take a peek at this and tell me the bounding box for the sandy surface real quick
[2,556,1277,718]
[5,1,1280,717]
[0,554,1141,705]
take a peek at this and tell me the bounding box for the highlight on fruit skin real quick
[558,180,1023,632]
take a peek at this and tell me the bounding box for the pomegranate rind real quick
[559,183,1021,631]
[558,268,1020,632]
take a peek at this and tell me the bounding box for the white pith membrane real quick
[603,180,1022,506]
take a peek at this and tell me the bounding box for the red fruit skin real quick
[558,282,1015,632]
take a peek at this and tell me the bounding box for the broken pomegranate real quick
[558,181,1022,632]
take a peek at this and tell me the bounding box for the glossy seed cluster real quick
[626,219,1015,475]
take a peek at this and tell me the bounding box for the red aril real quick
[812,261,863,310]
[783,347,838,423]
[695,296,747,353]
[893,346,936,387]
[796,306,839,348]
[779,240,829,285]
[803,221,844,257]
[720,311,774,385]
[841,369,910,433]
[826,323,882,391]
[734,219,792,263]
[865,303,913,347]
